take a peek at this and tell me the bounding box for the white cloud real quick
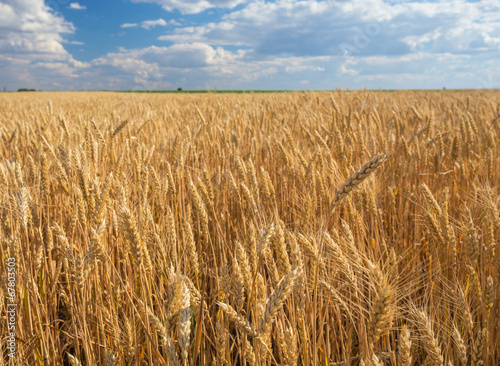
[121,18,173,30]
[121,23,138,29]
[141,19,168,29]
[0,0,89,90]
[92,43,238,71]
[68,3,86,10]
[82,43,332,90]
[0,0,74,58]
[130,0,246,14]
[286,65,324,73]
[159,0,500,58]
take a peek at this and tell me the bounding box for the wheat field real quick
[0,90,498,365]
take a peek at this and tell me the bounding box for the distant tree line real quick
[17,88,39,92]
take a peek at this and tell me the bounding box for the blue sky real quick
[0,0,499,90]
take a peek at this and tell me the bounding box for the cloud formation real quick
[121,18,172,30]
[68,3,86,10]
[0,0,78,60]
[1,0,499,90]
[130,0,246,14]
[158,0,500,58]
[0,0,88,89]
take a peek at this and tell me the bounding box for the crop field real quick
[0,91,499,365]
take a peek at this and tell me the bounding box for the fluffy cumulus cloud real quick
[0,0,90,90]
[130,0,246,15]
[78,42,332,90]
[68,3,86,10]
[154,0,500,88]
[121,18,171,30]
[159,0,500,57]
[87,43,265,89]
[1,0,500,90]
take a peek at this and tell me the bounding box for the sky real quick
[0,0,499,91]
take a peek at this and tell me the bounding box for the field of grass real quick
[0,91,498,365]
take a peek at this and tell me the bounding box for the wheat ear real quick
[368,264,393,347]
[259,267,301,332]
[66,354,83,366]
[330,152,387,210]
[413,308,443,366]
[218,302,259,338]
[398,325,412,366]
